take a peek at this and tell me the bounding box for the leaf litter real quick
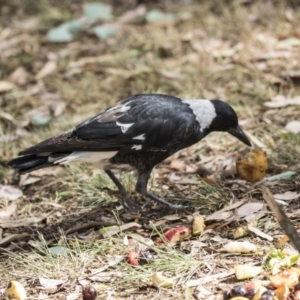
[0,0,300,299]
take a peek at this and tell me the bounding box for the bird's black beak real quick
[228,125,251,147]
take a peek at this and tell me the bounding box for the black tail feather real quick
[8,155,54,174]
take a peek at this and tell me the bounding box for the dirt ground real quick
[0,0,300,299]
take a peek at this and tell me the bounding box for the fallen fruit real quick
[230,285,247,297]
[192,216,206,236]
[127,250,140,265]
[82,286,97,300]
[244,280,263,297]
[151,272,174,288]
[234,264,262,280]
[162,226,192,243]
[274,284,289,300]
[252,286,267,300]
[139,251,155,265]
[270,269,299,288]
[224,241,257,253]
[5,281,27,300]
[236,150,268,182]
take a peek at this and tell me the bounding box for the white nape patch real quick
[132,145,142,150]
[133,133,145,140]
[183,99,216,132]
[53,151,117,165]
[116,121,134,133]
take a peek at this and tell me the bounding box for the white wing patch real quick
[133,133,145,140]
[132,145,143,150]
[116,121,134,133]
[53,151,117,165]
[106,101,132,113]
[183,99,216,132]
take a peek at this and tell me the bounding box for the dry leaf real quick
[39,277,67,290]
[30,166,64,177]
[206,211,232,221]
[264,95,300,108]
[236,203,264,217]
[285,121,300,134]
[169,159,185,170]
[118,5,146,23]
[186,271,235,287]
[206,200,245,221]
[9,66,30,86]
[0,213,52,228]
[0,80,15,92]
[0,202,17,218]
[102,222,141,238]
[0,233,30,245]
[273,191,300,202]
[247,225,273,241]
[0,185,23,201]
[35,61,57,80]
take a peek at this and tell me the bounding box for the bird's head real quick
[210,100,251,147]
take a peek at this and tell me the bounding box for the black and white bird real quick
[8,94,251,211]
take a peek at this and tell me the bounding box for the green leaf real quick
[62,19,83,33]
[266,171,297,181]
[47,19,83,43]
[146,10,175,22]
[84,2,112,22]
[48,246,70,256]
[31,115,52,126]
[93,25,117,40]
[47,25,74,43]
[98,226,117,235]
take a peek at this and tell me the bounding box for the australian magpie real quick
[8,93,251,211]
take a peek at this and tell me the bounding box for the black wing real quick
[20,94,200,155]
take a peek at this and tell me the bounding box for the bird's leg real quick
[104,170,136,211]
[135,170,191,211]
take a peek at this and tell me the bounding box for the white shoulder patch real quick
[183,99,216,132]
[133,133,145,140]
[116,121,134,133]
[132,144,143,150]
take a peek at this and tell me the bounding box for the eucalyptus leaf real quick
[93,25,117,40]
[84,2,112,22]
[48,246,70,256]
[62,19,83,33]
[47,19,83,43]
[47,25,74,43]
[146,10,175,22]
[31,115,52,126]
[266,171,297,181]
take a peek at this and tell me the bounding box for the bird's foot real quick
[101,187,121,196]
[102,187,138,213]
[144,192,194,212]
